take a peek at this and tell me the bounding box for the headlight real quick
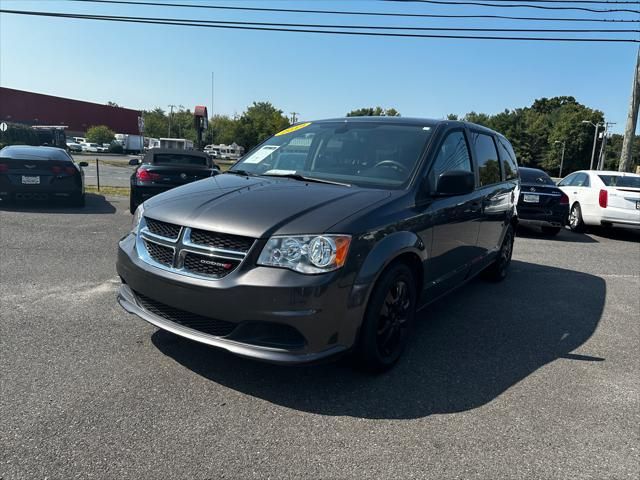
[131,203,145,234]
[257,234,351,274]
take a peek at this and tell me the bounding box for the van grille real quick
[134,291,237,337]
[183,252,240,278]
[145,217,181,240]
[189,229,254,252]
[144,240,174,266]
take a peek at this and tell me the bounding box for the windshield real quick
[598,174,640,188]
[229,122,433,189]
[519,168,555,185]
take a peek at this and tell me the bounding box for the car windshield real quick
[153,153,208,166]
[229,121,434,189]
[519,168,555,185]
[598,174,640,188]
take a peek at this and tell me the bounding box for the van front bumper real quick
[116,234,366,364]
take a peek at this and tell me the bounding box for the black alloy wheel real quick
[356,263,416,372]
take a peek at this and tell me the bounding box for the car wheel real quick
[568,203,585,232]
[541,226,562,236]
[483,224,514,282]
[355,262,417,372]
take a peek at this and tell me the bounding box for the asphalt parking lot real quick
[1,196,638,479]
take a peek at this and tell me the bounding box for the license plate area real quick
[21,176,40,185]
[523,194,539,203]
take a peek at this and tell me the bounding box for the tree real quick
[86,125,115,145]
[209,114,238,145]
[142,108,168,139]
[346,107,401,117]
[234,102,290,150]
[106,101,119,107]
[446,113,459,121]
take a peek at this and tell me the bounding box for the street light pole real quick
[582,120,604,170]
[554,140,566,177]
[168,104,176,137]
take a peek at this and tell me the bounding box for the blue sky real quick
[0,0,637,133]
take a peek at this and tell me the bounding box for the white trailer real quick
[159,138,194,150]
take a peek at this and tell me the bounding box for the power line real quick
[65,0,640,23]
[6,9,635,33]
[381,0,640,13]
[2,9,637,42]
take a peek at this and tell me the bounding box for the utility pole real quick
[619,48,639,172]
[582,120,603,170]
[290,112,299,124]
[554,140,566,177]
[168,104,176,137]
[597,122,616,170]
[214,72,219,143]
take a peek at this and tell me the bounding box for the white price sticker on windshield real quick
[244,145,279,164]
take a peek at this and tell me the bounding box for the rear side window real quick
[497,137,518,181]
[558,173,576,187]
[153,154,208,166]
[472,132,501,186]
[598,175,640,188]
[571,173,590,187]
[430,130,473,184]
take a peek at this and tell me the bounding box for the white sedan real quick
[558,170,640,231]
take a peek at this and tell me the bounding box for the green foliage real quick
[234,102,290,150]
[0,122,39,147]
[142,108,169,139]
[346,107,401,117]
[446,113,459,121]
[86,125,115,145]
[461,97,604,175]
[109,143,124,154]
[603,134,640,171]
[143,102,289,151]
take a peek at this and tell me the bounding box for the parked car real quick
[128,148,220,213]
[66,140,83,153]
[81,142,99,153]
[558,170,640,232]
[117,117,519,371]
[0,145,88,206]
[516,167,569,236]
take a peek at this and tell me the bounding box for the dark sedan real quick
[517,167,569,235]
[129,149,220,213]
[0,145,88,206]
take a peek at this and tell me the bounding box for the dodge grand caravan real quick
[117,117,519,371]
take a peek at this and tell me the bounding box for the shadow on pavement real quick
[152,260,605,419]
[589,226,640,243]
[516,225,598,243]
[0,193,116,214]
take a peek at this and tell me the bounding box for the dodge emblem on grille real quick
[199,258,232,269]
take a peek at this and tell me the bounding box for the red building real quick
[0,87,140,135]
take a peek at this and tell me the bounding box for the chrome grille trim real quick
[135,218,254,280]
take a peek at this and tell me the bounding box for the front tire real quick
[483,224,514,282]
[355,263,417,373]
[568,203,585,232]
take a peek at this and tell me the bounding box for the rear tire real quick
[568,203,585,233]
[355,263,417,373]
[483,224,514,282]
[541,226,562,236]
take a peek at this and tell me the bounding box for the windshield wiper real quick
[261,172,351,187]
[225,169,256,177]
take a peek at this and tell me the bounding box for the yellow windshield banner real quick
[275,122,312,136]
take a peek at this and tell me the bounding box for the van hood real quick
[142,173,391,238]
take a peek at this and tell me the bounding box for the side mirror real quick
[78,161,89,167]
[435,170,475,196]
[128,158,141,166]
